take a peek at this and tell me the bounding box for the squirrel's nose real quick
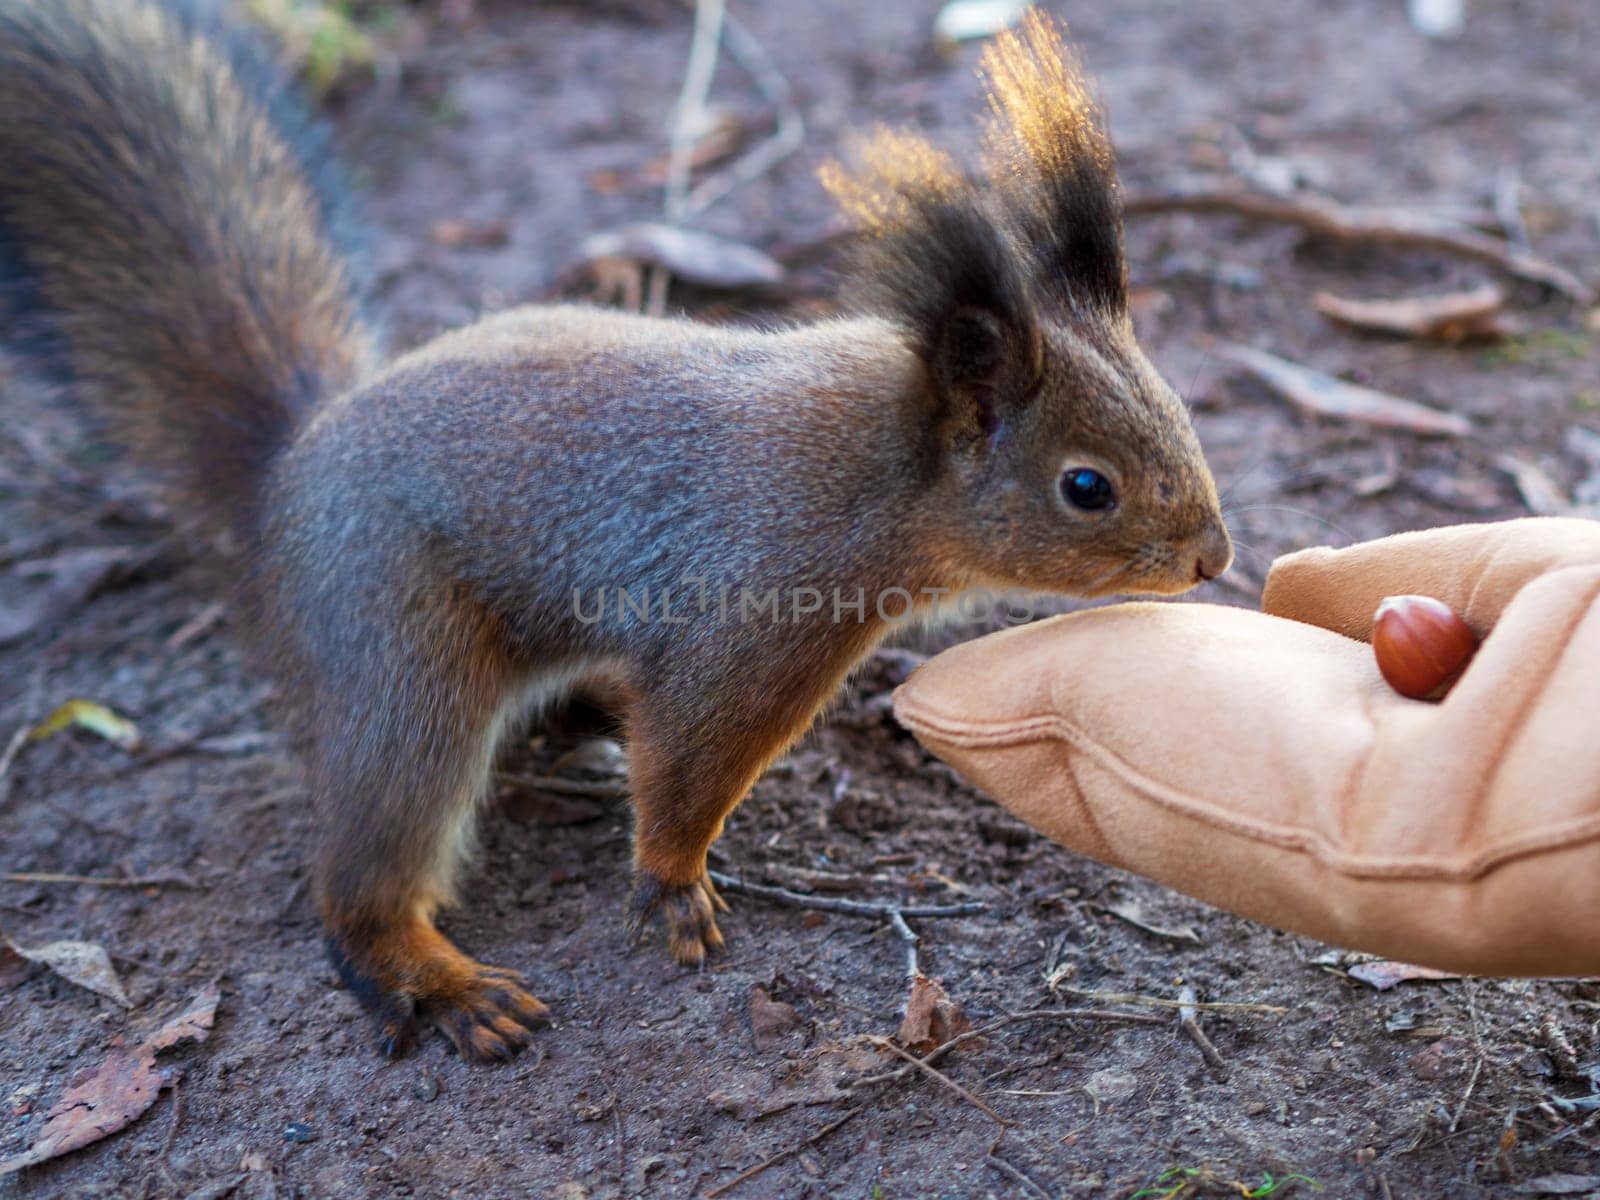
[1193,525,1234,583]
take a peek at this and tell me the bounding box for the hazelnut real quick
[1372,594,1479,700]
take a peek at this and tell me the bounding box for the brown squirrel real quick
[0,0,1231,1061]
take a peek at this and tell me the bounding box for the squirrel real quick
[0,0,1231,1061]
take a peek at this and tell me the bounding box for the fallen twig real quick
[1050,983,1286,1015]
[887,908,919,981]
[647,0,727,314]
[500,773,629,800]
[165,601,226,651]
[1178,984,1228,1075]
[867,1035,1010,1126]
[1451,982,1485,1134]
[1313,284,1509,343]
[0,872,201,890]
[851,1008,1166,1090]
[707,871,985,919]
[1124,183,1596,304]
[985,1150,1052,1200]
[682,8,804,218]
[0,725,28,789]
[1494,163,1530,253]
[702,1108,859,1199]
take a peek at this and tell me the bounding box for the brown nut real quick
[1372,594,1479,700]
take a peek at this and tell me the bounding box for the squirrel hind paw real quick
[326,928,549,1063]
[630,873,728,967]
[427,977,551,1063]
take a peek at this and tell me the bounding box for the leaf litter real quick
[0,930,130,1007]
[0,982,221,1176]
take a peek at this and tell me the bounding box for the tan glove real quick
[893,518,1600,975]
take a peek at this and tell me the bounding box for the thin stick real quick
[702,1108,859,1199]
[867,1035,1010,1126]
[1177,984,1228,1074]
[1053,984,1286,1015]
[851,1008,1166,1089]
[0,872,201,889]
[708,871,984,919]
[887,908,919,981]
[161,1081,185,1159]
[1123,183,1596,304]
[1493,163,1530,253]
[611,1092,627,1188]
[0,725,27,787]
[1451,981,1485,1133]
[648,0,726,314]
[499,773,628,800]
[683,9,804,218]
[165,601,226,651]
[0,665,47,808]
[985,1152,1051,1200]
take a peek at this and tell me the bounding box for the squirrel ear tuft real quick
[822,130,1039,423]
[819,126,965,230]
[980,10,1126,314]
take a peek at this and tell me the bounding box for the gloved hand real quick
[894,518,1600,975]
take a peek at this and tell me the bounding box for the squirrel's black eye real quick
[1060,468,1115,512]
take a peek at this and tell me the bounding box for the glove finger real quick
[1262,516,1600,642]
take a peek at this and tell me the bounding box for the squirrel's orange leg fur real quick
[625,693,811,965]
[324,906,548,1061]
[305,580,548,1061]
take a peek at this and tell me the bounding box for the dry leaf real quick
[0,930,129,1007]
[0,983,220,1176]
[1085,1068,1139,1106]
[1097,900,1202,946]
[0,547,151,648]
[1496,456,1571,516]
[574,224,785,291]
[706,1042,874,1119]
[28,699,141,752]
[428,217,511,250]
[748,986,802,1052]
[1347,960,1462,990]
[1221,343,1473,437]
[588,112,747,194]
[0,943,31,989]
[1314,284,1507,343]
[895,974,970,1054]
[1513,1176,1600,1196]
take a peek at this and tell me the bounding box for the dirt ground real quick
[4,0,1600,1196]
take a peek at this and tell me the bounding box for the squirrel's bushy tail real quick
[0,0,371,537]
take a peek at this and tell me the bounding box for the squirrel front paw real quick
[629,871,730,966]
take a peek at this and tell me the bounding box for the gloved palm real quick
[895,518,1600,975]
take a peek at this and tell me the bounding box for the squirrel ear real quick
[822,128,1040,423]
[934,306,1039,434]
